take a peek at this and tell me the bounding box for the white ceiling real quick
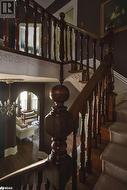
[35,0,54,8]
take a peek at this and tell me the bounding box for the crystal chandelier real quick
[0,79,20,117]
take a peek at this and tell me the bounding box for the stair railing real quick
[1,0,106,77]
[68,29,116,188]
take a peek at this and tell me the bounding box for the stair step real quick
[116,109,127,122]
[101,143,127,184]
[93,173,127,190]
[110,122,127,146]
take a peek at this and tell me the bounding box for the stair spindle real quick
[33,3,37,55]
[53,20,57,61]
[93,39,97,72]
[65,25,68,62]
[47,15,51,59]
[25,0,29,53]
[86,35,90,81]
[86,97,92,174]
[3,18,9,47]
[93,88,98,148]
[72,124,78,190]
[80,33,83,70]
[79,110,86,183]
[41,10,44,57]
[69,27,73,61]
[74,30,78,70]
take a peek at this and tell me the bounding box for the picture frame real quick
[100,0,127,36]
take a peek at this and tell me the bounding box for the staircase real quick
[0,0,119,189]
[94,84,127,189]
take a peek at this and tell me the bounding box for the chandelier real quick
[0,79,23,117]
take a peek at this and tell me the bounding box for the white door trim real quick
[54,0,78,25]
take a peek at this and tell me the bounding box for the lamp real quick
[0,79,23,116]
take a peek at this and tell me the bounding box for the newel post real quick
[105,28,116,122]
[44,84,74,190]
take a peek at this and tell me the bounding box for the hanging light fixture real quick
[0,79,23,116]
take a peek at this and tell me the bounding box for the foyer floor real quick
[0,138,39,178]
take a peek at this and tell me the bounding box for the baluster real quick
[80,33,83,70]
[15,0,19,50]
[53,20,57,61]
[74,30,78,70]
[93,88,98,148]
[72,124,78,190]
[3,18,9,47]
[100,41,104,63]
[93,39,97,72]
[34,2,37,55]
[65,25,68,62]
[41,9,44,57]
[25,0,29,53]
[97,81,102,144]
[101,78,105,125]
[59,13,65,84]
[86,35,90,81]
[47,15,51,59]
[69,27,72,61]
[37,171,43,190]
[79,109,86,183]
[86,97,92,174]
[45,179,50,190]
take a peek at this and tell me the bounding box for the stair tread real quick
[101,143,127,170]
[94,173,127,190]
[110,122,127,134]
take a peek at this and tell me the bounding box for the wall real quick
[0,82,45,157]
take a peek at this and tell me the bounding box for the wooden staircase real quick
[0,0,116,189]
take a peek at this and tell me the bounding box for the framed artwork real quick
[100,0,127,36]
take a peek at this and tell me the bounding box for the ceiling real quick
[35,0,55,8]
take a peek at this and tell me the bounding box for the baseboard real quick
[114,71,127,85]
[4,146,17,157]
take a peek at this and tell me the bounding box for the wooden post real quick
[45,84,74,190]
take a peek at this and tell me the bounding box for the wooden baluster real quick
[101,78,105,125]
[93,88,98,148]
[74,30,78,70]
[65,25,68,62]
[100,41,104,63]
[15,0,19,50]
[80,33,83,70]
[72,123,78,190]
[53,20,57,61]
[45,179,50,190]
[47,15,51,59]
[79,110,86,183]
[69,27,72,61]
[3,18,9,47]
[86,35,90,81]
[41,9,44,57]
[59,13,65,84]
[93,39,97,72]
[37,171,43,190]
[97,81,102,144]
[25,0,29,53]
[86,97,92,174]
[34,3,37,55]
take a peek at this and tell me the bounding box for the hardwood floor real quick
[0,138,39,178]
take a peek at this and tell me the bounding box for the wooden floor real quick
[0,138,39,178]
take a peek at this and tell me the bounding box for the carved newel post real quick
[44,84,74,190]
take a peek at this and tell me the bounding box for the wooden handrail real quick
[69,60,108,118]
[66,22,99,40]
[0,158,49,183]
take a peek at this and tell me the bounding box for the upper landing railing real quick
[0,0,107,74]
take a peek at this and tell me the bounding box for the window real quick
[20,91,27,111]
